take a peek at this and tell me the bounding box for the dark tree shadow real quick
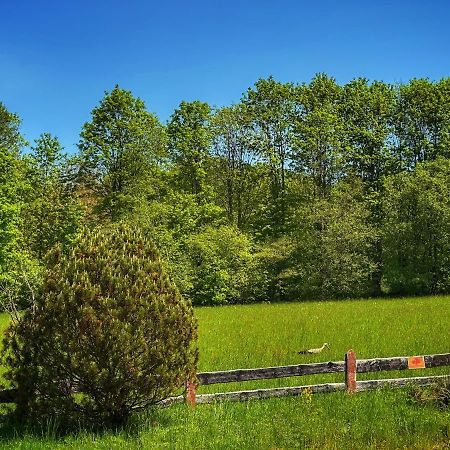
[0,406,173,444]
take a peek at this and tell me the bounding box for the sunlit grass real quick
[0,295,448,449]
[196,295,450,392]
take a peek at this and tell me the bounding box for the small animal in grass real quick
[298,343,330,354]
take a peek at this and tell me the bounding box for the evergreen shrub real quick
[3,223,197,427]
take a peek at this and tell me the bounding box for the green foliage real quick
[22,133,82,259]
[395,78,450,167]
[243,77,295,234]
[0,147,27,285]
[290,181,377,299]
[292,74,343,196]
[184,225,264,305]
[168,101,213,198]
[3,223,198,427]
[211,105,264,229]
[133,197,264,305]
[131,190,227,296]
[3,74,450,307]
[340,78,397,183]
[0,103,39,307]
[254,235,296,301]
[382,158,450,295]
[79,85,166,219]
[0,102,27,154]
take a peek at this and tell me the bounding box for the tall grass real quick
[0,295,448,449]
[196,295,450,392]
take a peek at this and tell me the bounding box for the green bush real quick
[409,379,450,409]
[129,191,227,297]
[2,223,197,427]
[184,225,265,305]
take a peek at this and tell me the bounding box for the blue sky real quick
[1,0,449,154]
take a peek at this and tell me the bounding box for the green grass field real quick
[0,295,449,449]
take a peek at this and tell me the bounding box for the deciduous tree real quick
[79,85,166,219]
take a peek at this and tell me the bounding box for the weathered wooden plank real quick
[424,353,450,368]
[192,375,450,404]
[197,361,345,385]
[357,353,450,374]
[357,356,408,372]
[0,389,17,403]
[159,395,185,407]
[356,375,450,392]
[197,353,450,386]
[195,382,346,403]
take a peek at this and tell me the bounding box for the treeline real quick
[1,74,450,306]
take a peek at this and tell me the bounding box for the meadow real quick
[0,295,448,449]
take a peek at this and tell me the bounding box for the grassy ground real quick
[0,295,448,449]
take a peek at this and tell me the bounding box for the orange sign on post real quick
[408,356,425,369]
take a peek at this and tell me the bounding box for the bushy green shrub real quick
[130,191,227,297]
[184,225,265,305]
[2,223,197,427]
[409,379,450,409]
[134,197,266,305]
[255,236,297,302]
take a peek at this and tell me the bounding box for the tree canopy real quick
[2,75,450,305]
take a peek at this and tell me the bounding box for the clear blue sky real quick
[1,0,449,154]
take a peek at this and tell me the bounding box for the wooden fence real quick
[183,351,450,406]
[0,351,448,406]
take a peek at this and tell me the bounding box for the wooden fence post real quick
[185,374,197,406]
[345,349,357,394]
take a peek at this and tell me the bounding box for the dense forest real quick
[1,74,450,306]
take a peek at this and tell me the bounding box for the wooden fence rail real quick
[185,351,450,405]
[196,353,450,386]
[0,352,448,406]
[356,353,450,373]
[197,361,345,385]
